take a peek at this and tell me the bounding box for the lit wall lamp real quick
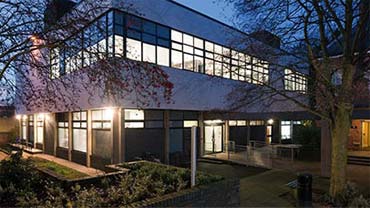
[104,108,114,120]
[15,115,22,120]
[267,119,274,125]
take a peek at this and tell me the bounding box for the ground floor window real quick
[21,116,27,141]
[57,113,69,148]
[92,109,113,129]
[73,111,87,152]
[28,115,34,143]
[36,114,44,144]
[124,109,144,128]
[281,121,291,140]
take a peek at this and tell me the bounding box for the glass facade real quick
[284,69,307,92]
[50,9,270,85]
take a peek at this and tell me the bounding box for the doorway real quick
[204,125,223,154]
[362,121,370,149]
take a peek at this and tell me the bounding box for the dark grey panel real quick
[56,147,68,160]
[125,129,165,162]
[250,126,266,141]
[72,150,87,165]
[229,126,248,145]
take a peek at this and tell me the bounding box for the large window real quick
[73,111,87,152]
[21,116,27,141]
[36,114,44,144]
[92,109,113,129]
[284,69,307,93]
[124,109,144,128]
[57,113,69,148]
[281,121,291,140]
[50,9,270,86]
[28,115,34,143]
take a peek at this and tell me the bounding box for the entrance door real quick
[362,122,370,148]
[266,125,272,144]
[205,126,223,153]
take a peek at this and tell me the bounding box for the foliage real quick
[320,182,370,207]
[293,122,321,148]
[31,157,88,179]
[0,151,46,206]
[0,159,223,207]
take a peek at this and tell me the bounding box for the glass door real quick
[204,125,223,153]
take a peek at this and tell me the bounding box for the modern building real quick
[15,0,312,169]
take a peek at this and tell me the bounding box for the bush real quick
[0,159,223,207]
[293,121,321,148]
[0,151,47,206]
[320,182,370,207]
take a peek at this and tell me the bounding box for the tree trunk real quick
[329,105,352,197]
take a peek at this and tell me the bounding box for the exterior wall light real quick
[15,115,22,120]
[38,113,45,120]
[105,108,114,120]
[267,119,274,125]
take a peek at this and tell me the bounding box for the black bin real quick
[297,173,312,207]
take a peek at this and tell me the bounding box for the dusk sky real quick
[173,0,235,26]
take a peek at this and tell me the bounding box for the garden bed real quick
[31,157,88,180]
[0,153,235,207]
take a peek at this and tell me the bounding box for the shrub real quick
[0,151,47,206]
[320,182,370,207]
[293,121,321,148]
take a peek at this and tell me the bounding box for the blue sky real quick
[173,0,235,26]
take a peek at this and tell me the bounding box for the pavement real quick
[198,159,370,207]
[198,161,296,207]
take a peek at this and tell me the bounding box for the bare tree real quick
[0,0,173,111]
[225,0,370,197]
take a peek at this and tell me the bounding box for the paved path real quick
[23,153,104,177]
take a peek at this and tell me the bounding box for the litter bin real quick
[297,173,312,207]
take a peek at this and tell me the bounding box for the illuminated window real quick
[281,121,291,140]
[114,35,124,57]
[126,38,142,61]
[184,54,194,71]
[229,120,237,126]
[284,69,307,93]
[171,30,183,42]
[237,120,247,126]
[21,116,27,141]
[36,114,44,144]
[124,109,144,128]
[157,46,169,66]
[171,50,183,69]
[205,59,214,75]
[143,43,156,63]
[184,120,198,128]
[73,111,87,152]
[250,120,265,126]
[92,109,113,129]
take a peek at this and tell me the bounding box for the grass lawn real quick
[31,157,88,180]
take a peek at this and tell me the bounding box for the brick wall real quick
[130,178,240,207]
